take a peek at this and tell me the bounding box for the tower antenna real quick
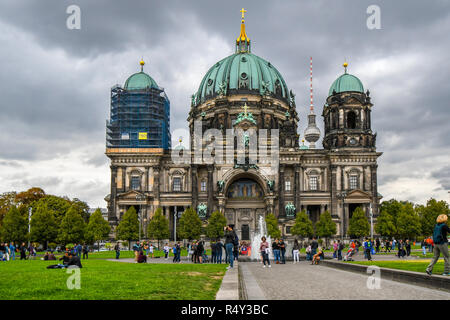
[310,56,314,112]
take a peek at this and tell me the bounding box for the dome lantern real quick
[236,8,251,53]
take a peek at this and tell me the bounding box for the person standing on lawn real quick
[426,214,450,276]
[114,242,120,259]
[163,243,170,259]
[216,239,223,264]
[82,243,89,260]
[148,243,154,258]
[20,242,27,260]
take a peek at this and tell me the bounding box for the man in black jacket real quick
[67,252,83,268]
[279,239,286,264]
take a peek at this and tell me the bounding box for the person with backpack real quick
[364,238,372,261]
[426,214,450,276]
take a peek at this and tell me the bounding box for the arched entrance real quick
[223,171,269,242]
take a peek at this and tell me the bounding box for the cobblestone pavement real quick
[244,261,450,300]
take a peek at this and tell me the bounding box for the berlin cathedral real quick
[105,9,382,241]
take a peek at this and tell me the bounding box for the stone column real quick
[153,166,160,207]
[191,165,198,210]
[371,164,379,217]
[294,165,300,211]
[109,165,118,224]
[145,167,149,192]
[278,164,285,218]
[207,165,214,217]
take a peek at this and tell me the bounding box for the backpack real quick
[433,223,446,244]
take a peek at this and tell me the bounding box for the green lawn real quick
[0,258,226,300]
[348,259,447,275]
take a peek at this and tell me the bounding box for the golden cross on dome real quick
[240,8,247,20]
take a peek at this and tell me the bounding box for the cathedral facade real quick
[105,11,382,241]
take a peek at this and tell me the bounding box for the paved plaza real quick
[241,261,450,300]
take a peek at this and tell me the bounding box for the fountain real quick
[250,215,273,261]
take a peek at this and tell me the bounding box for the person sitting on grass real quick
[67,252,82,268]
[312,248,323,265]
[59,251,70,265]
[137,250,147,263]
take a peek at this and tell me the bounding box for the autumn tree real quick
[0,205,28,242]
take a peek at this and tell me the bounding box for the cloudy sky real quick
[0,0,449,208]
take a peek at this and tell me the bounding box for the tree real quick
[315,211,337,247]
[178,207,202,240]
[291,210,314,239]
[58,206,86,245]
[70,198,91,223]
[86,208,111,251]
[265,213,281,239]
[15,187,45,207]
[396,203,422,239]
[417,198,449,236]
[36,195,72,225]
[30,202,58,249]
[116,206,139,250]
[147,208,170,249]
[375,209,396,238]
[0,205,28,242]
[206,211,227,240]
[0,191,16,226]
[348,207,370,239]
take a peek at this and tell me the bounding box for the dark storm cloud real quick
[432,166,450,190]
[0,0,449,205]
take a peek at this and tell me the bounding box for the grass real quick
[0,255,226,300]
[348,259,447,275]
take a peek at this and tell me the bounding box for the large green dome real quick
[194,52,290,105]
[124,71,158,90]
[328,73,364,96]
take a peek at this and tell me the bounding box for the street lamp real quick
[135,194,145,242]
[370,203,374,240]
[28,207,32,247]
[337,191,347,240]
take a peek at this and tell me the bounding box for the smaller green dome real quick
[329,73,364,96]
[124,72,158,90]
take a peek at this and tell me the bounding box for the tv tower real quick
[304,56,321,148]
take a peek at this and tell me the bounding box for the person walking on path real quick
[279,239,286,264]
[332,241,338,259]
[364,238,372,261]
[272,239,281,264]
[260,237,271,268]
[375,238,380,253]
[224,226,236,269]
[163,243,170,259]
[405,240,411,257]
[426,214,450,276]
[337,240,344,261]
[114,242,120,259]
[311,237,318,257]
[292,239,300,263]
[216,240,223,264]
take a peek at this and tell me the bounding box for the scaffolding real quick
[106,85,171,149]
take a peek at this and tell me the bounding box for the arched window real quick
[347,111,357,129]
[131,176,141,190]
